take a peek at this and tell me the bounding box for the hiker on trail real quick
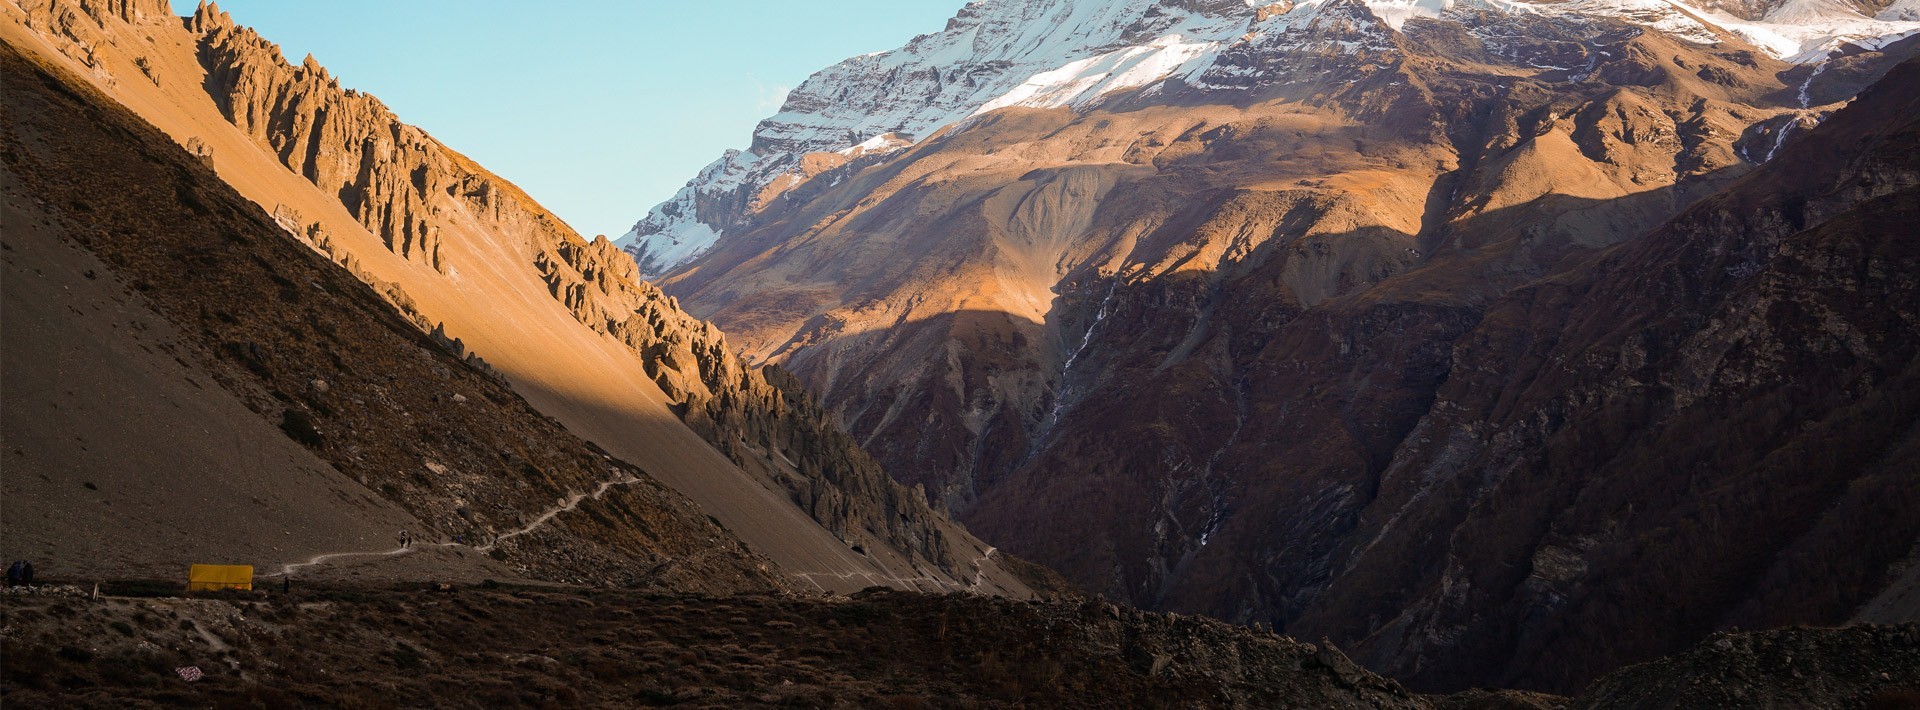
[5,561,22,587]
[398,529,411,549]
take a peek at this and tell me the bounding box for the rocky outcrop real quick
[76,0,168,24]
[533,230,988,582]
[192,3,445,272]
[8,0,170,86]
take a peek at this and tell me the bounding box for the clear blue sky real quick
[171,1,962,239]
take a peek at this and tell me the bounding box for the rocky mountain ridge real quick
[618,0,1919,276]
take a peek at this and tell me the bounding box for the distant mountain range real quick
[619,0,1919,276]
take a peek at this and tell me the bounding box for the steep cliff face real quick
[626,0,1920,693]
[5,0,1034,596]
[195,15,446,272]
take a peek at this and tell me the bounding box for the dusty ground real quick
[1569,624,1920,710]
[0,582,1425,709]
[5,582,1913,708]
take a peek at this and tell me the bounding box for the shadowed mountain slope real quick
[635,0,1919,692]
[1292,54,1920,691]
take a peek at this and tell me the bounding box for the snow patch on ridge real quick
[618,0,1264,276]
[1365,0,1455,29]
[974,33,1227,114]
[619,149,756,276]
[969,7,1255,115]
[1685,0,1920,62]
[839,133,914,158]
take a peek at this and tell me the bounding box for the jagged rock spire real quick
[300,52,325,77]
[190,1,234,33]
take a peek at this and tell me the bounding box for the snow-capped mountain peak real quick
[616,0,1918,277]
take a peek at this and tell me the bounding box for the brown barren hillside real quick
[0,0,1035,596]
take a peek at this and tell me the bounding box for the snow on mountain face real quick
[617,0,1919,276]
[621,150,753,277]
[620,0,1256,276]
[758,0,1252,155]
[1685,0,1920,60]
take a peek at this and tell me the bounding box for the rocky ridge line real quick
[617,0,1920,275]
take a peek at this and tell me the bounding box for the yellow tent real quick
[187,564,253,592]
